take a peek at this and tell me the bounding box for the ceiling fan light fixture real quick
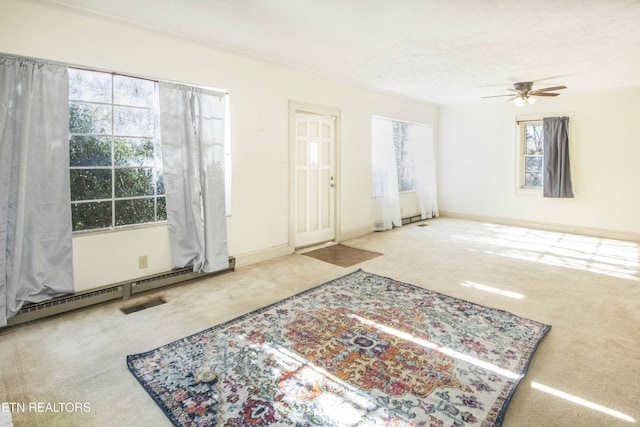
[482,82,566,104]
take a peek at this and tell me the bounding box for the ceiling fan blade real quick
[533,85,567,92]
[506,96,519,102]
[531,92,560,97]
[481,94,514,99]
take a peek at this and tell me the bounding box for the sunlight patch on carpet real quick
[127,269,550,426]
[532,382,636,423]
[452,223,640,281]
[460,281,525,300]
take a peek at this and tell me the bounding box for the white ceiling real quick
[35,0,640,104]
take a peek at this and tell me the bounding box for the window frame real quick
[515,114,545,195]
[69,68,166,233]
[392,120,416,194]
[518,118,544,191]
[373,115,426,194]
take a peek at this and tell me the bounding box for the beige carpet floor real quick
[1,217,638,426]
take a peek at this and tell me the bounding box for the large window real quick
[371,116,437,230]
[69,69,165,232]
[519,120,544,189]
[392,121,415,192]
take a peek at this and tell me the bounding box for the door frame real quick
[288,101,341,251]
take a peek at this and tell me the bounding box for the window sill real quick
[515,187,543,196]
[72,221,168,238]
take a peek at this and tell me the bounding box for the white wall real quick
[0,0,437,291]
[439,88,640,239]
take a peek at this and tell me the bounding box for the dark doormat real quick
[301,244,382,267]
[121,296,167,314]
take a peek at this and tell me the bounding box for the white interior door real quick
[294,113,336,247]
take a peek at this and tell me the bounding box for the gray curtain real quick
[159,82,228,273]
[543,117,574,198]
[0,56,74,326]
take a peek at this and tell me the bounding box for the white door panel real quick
[294,113,335,247]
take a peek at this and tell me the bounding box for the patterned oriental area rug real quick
[127,270,551,427]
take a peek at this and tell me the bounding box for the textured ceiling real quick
[33,0,640,104]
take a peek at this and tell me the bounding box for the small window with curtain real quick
[516,115,574,197]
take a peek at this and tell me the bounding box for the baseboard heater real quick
[402,214,426,225]
[6,257,236,327]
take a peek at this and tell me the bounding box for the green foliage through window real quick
[69,69,165,232]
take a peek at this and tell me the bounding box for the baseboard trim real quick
[439,211,640,242]
[233,227,374,268]
[233,244,294,268]
[337,226,372,242]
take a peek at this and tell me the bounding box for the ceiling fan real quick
[482,82,567,106]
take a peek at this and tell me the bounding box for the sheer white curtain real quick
[0,56,74,326]
[407,123,439,219]
[371,117,402,231]
[159,82,228,273]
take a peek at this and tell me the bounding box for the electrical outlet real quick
[139,255,148,269]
